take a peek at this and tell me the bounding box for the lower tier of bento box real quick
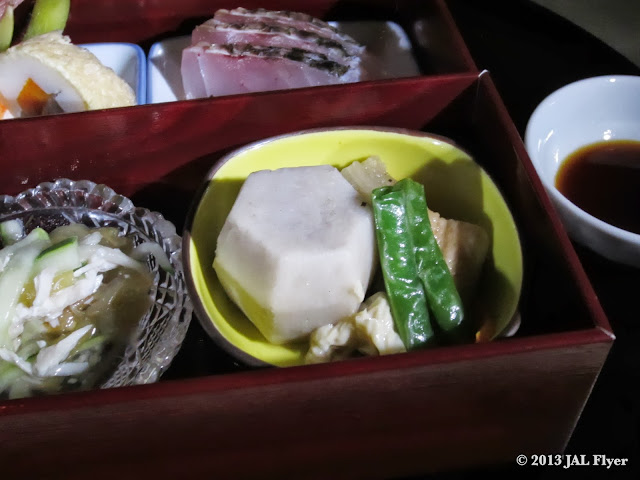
[0,72,613,478]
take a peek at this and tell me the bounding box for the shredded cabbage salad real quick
[0,220,162,399]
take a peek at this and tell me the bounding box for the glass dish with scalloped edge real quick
[0,178,192,399]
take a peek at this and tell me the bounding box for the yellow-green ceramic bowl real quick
[184,127,523,367]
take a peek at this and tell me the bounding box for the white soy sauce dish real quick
[525,75,640,267]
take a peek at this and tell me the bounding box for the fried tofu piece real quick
[428,210,489,303]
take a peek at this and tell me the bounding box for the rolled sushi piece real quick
[0,31,136,118]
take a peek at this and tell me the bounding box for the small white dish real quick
[525,75,640,267]
[147,21,420,104]
[82,42,147,105]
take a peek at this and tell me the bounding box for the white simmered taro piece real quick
[181,7,365,99]
[213,165,377,344]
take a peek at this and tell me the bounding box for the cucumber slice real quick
[0,227,49,272]
[0,361,26,392]
[49,223,90,244]
[0,5,14,53]
[23,0,70,41]
[72,334,106,355]
[34,236,81,275]
[0,219,25,246]
[0,233,49,349]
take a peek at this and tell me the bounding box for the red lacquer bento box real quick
[0,1,613,478]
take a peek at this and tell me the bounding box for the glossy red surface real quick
[66,0,337,44]
[0,333,610,479]
[0,72,613,478]
[0,74,477,198]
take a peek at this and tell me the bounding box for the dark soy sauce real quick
[555,140,640,234]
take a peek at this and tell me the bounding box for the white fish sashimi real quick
[193,18,360,67]
[182,42,359,99]
[214,7,364,56]
[181,7,365,99]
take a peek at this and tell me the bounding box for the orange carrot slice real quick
[17,78,52,116]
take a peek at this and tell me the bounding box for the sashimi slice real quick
[180,45,207,100]
[193,18,359,68]
[182,42,360,99]
[214,7,364,57]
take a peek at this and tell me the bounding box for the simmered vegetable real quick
[341,156,396,203]
[371,182,435,350]
[398,179,467,342]
[372,178,467,349]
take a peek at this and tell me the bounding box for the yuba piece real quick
[0,31,135,118]
[213,166,377,344]
[181,7,365,99]
[428,210,490,304]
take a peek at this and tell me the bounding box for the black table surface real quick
[412,1,640,479]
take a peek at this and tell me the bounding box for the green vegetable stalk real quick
[0,6,14,52]
[372,178,467,349]
[0,0,70,52]
[371,184,434,350]
[399,178,466,341]
[23,0,70,41]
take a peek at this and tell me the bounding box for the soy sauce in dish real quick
[555,140,640,234]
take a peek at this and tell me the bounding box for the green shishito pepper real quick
[371,182,434,350]
[371,178,466,349]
